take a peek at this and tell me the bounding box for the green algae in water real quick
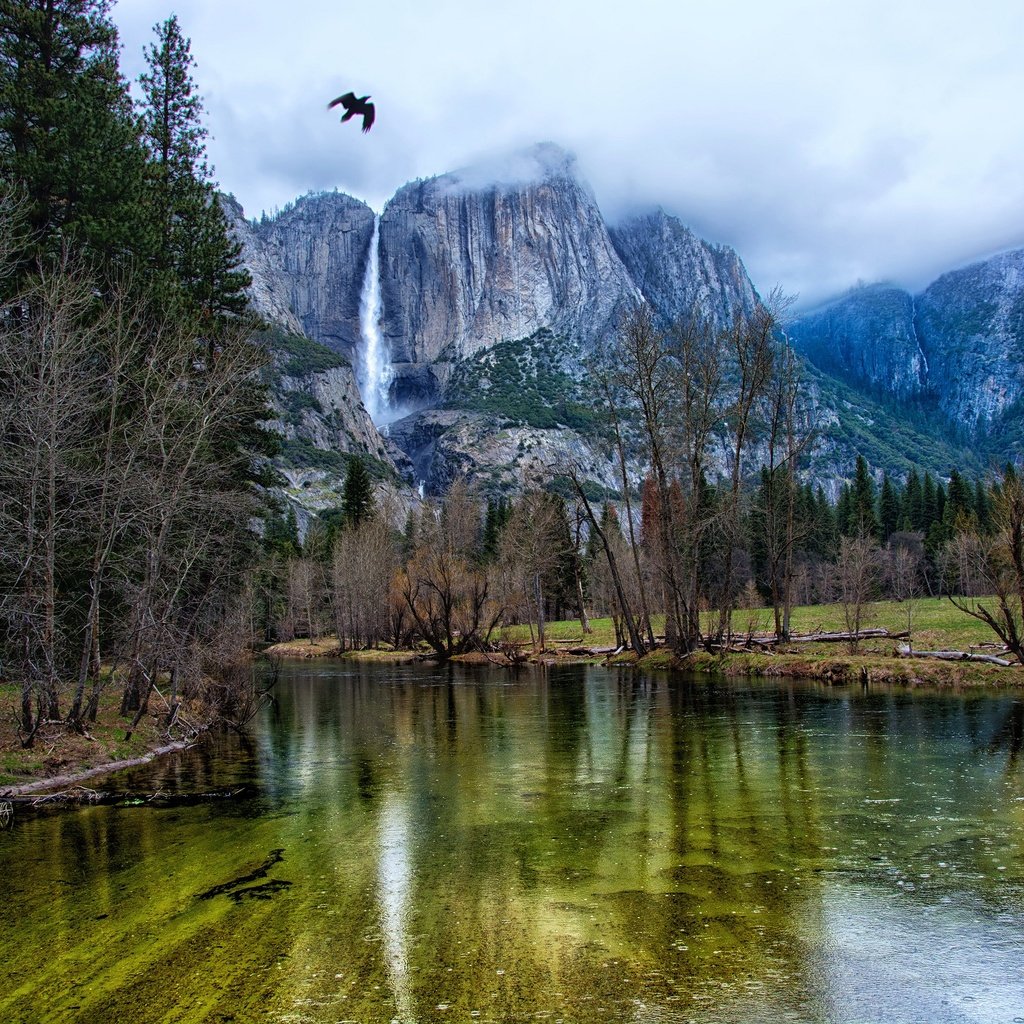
[1,664,1023,1023]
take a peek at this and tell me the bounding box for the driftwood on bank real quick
[895,644,1016,667]
[0,739,198,798]
[3,784,254,809]
[710,628,911,651]
[782,628,910,644]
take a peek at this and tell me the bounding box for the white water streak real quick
[358,216,394,424]
[378,793,416,1022]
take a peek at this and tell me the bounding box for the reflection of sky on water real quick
[815,880,1024,1024]
[378,790,417,1023]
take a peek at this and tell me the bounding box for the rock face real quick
[916,250,1024,436]
[609,210,758,331]
[225,144,1016,504]
[788,250,1024,443]
[386,408,620,497]
[378,143,641,404]
[236,192,376,356]
[786,285,927,403]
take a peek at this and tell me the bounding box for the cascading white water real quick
[357,216,394,424]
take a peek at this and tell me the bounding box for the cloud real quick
[112,0,1024,309]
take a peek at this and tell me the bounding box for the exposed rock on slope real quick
[916,250,1024,435]
[788,249,1024,448]
[259,328,403,514]
[234,192,375,356]
[386,408,619,498]
[609,209,758,331]
[378,143,640,404]
[786,285,927,403]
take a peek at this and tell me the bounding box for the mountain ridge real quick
[224,143,1006,511]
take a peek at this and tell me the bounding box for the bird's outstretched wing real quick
[361,103,375,133]
[328,92,356,111]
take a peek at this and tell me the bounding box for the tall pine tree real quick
[137,15,248,331]
[0,0,147,280]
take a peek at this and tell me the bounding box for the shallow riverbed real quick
[1,662,1023,1023]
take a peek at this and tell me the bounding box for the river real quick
[1,662,1023,1023]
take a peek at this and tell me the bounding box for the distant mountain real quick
[785,285,926,403]
[609,209,758,331]
[788,250,1024,456]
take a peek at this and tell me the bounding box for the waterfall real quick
[358,216,393,424]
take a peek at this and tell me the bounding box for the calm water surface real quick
[2,662,1023,1024]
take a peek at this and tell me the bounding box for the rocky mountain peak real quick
[610,208,759,332]
[377,144,640,406]
[241,191,376,356]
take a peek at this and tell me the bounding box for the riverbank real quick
[5,596,1018,795]
[263,595,1024,689]
[0,684,214,797]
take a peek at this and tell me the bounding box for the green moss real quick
[258,326,349,377]
[443,330,603,433]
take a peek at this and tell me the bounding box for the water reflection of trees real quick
[6,665,1022,1023]
[259,664,838,1017]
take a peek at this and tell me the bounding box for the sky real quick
[111,0,1024,309]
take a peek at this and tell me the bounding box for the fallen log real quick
[0,739,201,798]
[785,628,910,644]
[895,644,1016,667]
[3,785,255,810]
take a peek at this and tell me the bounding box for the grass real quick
[0,680,210,791]
[498,596,997,650]
[486,596,1024,687]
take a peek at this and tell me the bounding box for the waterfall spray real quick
[358,216,393,423]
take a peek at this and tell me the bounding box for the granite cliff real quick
[377,143,641,407]
[788,250,1024,451]
[609,209,758,331]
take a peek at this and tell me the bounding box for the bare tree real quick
[493,491,570,652]
[712,295,780,642]
[886,531,924,640]
[756,338,817,640]
[947,470,1024,663]
[569,468,647,655]
[0,260,99,739]
[332,514,398,649]
[400,481,502,658]
[595,363,655,646]
[834,534,881,652]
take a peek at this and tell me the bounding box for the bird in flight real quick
[328,92,375,133]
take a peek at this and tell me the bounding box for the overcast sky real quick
[112,0,1024,308]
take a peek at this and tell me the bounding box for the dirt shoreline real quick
[0,738,200,799]
[265,637,1024,688]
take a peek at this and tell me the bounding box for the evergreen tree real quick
[903,468,923,531]
[942,468,973,537]
[542,493,576,620]
[137,15,249,330]
[482,496,510,562]
[341,456,375,527]
[813,486,838,560]
[878,473,901,543]
[922,472,938,532]
[835,483,853,538]
[0,0,148,279]
[975,477,992,533]
[850,456,879,538]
